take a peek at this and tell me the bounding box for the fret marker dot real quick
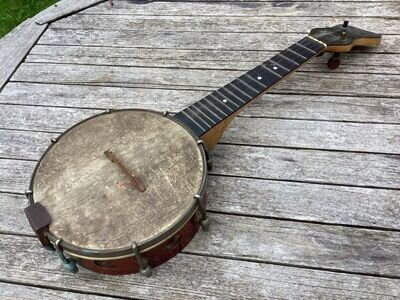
[257,76,262,80]
[222,99,228,103]
[273,66,278,70]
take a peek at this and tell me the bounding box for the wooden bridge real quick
[0,0,399,298]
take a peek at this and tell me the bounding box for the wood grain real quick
[3,171,400,231]
[11,63,400,98]
[26,45,400,75]
[1,0,399,296]
[34,0,107,25]
[37,29,399,53]
[207,176,400,229]
[0,193,29,235]
[1,110,399,155]
[186,213,400,276]
[51,14,400,34]
[1,83,400,124]
[0,234,399,299]
[223,118,400,154]
[0,19,46,90]
[84,1,400,18]
[2,139,400,192]
[0,282,116,299]
[1,193,399,276]
[212,144,400,189]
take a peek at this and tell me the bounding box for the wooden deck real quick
[0,0,399,298]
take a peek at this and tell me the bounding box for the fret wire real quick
[209,93,235,112]
[303,36,326,52]
[289,44,315,60]
[277,53,300,66]
[264,61,289,77]
[204,96,229,117]
[271,54,298,70]
[244,73,268,89]
[236,77,261,94]
[185,107,212,129]
[227,83,253,101]
[269,58,291,72]
[287,48,307,60]
[197,100,223,121]
[191,103,217,125]
[260,64,283,79]
[295,42,316,54]
[181,110,207,132]
[175,36,323,137]
[216,86,246,107]
[248,66,278,87]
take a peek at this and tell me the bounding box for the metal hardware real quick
[205,150,213,171]
[54,239,78,273]
[132,242,152,277]
[306,35,328,48]
[50,138,57,143]
[341,21,349,38]
[163,111,169,117]
[43,233,55,251]
[25,190,32,199]
[104,149,146,192]
[197,140,204,145]
[194,194,209,231]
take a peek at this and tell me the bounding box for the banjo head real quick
[29,109,207,259]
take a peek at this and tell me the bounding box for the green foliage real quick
[0,0,59,38]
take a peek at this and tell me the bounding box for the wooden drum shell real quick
[77,195,206,275]
[25,109,208,276]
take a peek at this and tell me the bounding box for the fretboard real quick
[174,36,326,137]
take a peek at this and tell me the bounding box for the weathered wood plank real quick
[11,63,400,98]
[2,191,399,277]
[34,0,106,25]
[0,105,98,133]
[0,129,55,160]
[2,138,399,192]
[37,29,398,53]
[51,14,400,34]
[26,45,400,75]
[187,213,400,276]
[223,118,400,154]
[1,110,399,155]
[1,83,400,124]
[0,193,29,235]
[3,168,399,231]
[84,1,400,18]
[0,282,116,300]
[0,234,399,299]
[212,144,400,189]
[0,159,36,194]
[0,19,46,90]
[207,176,400,229]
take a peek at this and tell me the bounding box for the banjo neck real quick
[173,35,326,150]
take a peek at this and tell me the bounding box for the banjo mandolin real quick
[25,23,381,276]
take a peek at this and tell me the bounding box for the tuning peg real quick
[341,21,349,39]
[327,53,341,70]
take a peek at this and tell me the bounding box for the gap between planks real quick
[1,234,399,300]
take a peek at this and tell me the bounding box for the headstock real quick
[309,21,382,53]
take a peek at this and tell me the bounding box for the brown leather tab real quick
[24,202,51,246]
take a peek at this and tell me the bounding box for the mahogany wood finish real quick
[78,205,203,275]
